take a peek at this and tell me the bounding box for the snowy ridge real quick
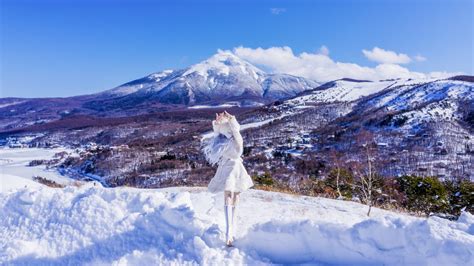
[360,79,474,130]
[1,185,473,265]
[292,79,396,103]
[100,69,179,97]
[368,80,473,111]
[284,77,443,105]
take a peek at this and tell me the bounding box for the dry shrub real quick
[33,176,65,188]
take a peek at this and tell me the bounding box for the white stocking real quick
[224,191,234,244]
[224,205,233,243]
[224,191,240,245]
[231,192,240,238]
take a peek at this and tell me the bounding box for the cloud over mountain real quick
[362,47,412,64]
[233,46,458,82]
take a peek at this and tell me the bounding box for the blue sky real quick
[1,0,472,98]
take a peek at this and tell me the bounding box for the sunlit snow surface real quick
[287,78,443,105]
[0,150,473,265]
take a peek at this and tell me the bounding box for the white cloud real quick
[318,45,329,56]
[270,8,286,15]
[362,47,412,64]
[414,55,427,62]
[232,46,458,82]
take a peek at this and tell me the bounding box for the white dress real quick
[202,117,254,193]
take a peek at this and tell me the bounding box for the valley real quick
[1,52,473,217]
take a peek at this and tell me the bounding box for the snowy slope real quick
[105,69,176,96]
[99,50,319,105]
[364,80,473,111]
[1,184,473,265]
[0,148,75,192]
[359,79,474,130]
[284,79,395,106]
[283,77,448,105]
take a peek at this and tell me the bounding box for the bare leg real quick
[224,190,233,206]
[232,192,240,206]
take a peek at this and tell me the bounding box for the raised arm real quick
[224,115,244,157]
[212,120,219,133]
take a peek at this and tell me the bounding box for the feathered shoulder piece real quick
[201,133,230,166]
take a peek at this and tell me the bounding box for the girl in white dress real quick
[201,111,254,246]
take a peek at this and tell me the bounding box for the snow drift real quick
[1,184,473,265]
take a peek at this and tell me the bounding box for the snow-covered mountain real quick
[281,77,473,123]
[99,50,319,106]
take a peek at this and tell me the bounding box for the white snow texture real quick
[1,149,473,265]
[1,184,473,265]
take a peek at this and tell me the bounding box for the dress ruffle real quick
[208,158,254,193]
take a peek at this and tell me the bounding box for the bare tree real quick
[330,150,344,199]
[353,130,380,216]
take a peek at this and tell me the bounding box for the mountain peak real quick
[184,49,265,79]
[211,49,242,61]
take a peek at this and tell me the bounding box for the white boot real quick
[224,205,234,246]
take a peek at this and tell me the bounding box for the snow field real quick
[0,148,74,192]
[1,185,473,265]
